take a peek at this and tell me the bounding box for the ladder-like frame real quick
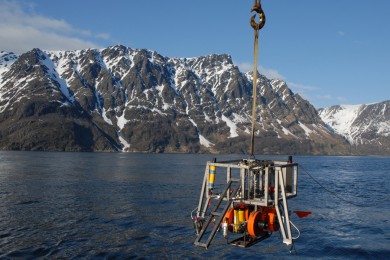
[193,159,298,249]
[194,178,241,249]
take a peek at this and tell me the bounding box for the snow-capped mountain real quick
[0,46,349,154]
[319,101,390,154]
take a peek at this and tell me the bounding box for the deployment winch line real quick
[249,0,266,156]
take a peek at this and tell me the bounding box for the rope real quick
[249,0,265,156]
[300,164,390,208]
[289,220,301,240]
[191,206,198,220]
[250,29,259,156]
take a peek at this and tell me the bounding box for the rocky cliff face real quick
[319,101,390,155]
[0,46,350,154]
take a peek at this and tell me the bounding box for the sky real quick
[0,0,389,109]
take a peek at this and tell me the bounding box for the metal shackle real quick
[250,0,266,31]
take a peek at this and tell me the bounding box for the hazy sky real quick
[1,0,389,108]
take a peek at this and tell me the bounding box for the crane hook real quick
[250,0,266,31]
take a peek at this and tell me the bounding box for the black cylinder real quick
[288,156,293,164]
[257,221,266,230]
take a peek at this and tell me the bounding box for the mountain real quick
[0,46,350,154]
[319,101,390,155]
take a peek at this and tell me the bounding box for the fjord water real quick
[0,152,389,259]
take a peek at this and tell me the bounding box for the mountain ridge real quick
[319,101,390,155]
[0,46,385,155]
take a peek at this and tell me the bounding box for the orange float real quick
[247,210,266,237]
[224,208,234,232]
[264,207,279,232]
[247,207,280,237]
[244,205,254,220]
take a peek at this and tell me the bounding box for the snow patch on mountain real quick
[188,117,214,147]
[40,52,76,103]
[0,52,19,101]
[222,115,239,138]
[319,101,390,145]
[0,52,18,78]
[377,121,390,136]
[102,107,113,125]
[199,135,214,148]
[319,104,363,143]
[117,112,129,130]
[118,132,130,151]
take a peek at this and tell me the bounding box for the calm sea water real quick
[0,152,389,259]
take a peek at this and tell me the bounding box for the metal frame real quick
[194,158,298,248]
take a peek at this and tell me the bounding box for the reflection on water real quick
[0,152,389,259]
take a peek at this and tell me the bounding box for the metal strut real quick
[194,179,241,249]
[249,0,266,156]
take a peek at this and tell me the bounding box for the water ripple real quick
[0,152,389,259]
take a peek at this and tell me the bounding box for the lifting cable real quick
[300,164,390,208]
[249,0,266,156]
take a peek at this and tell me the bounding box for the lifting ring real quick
[250,0,266,31]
